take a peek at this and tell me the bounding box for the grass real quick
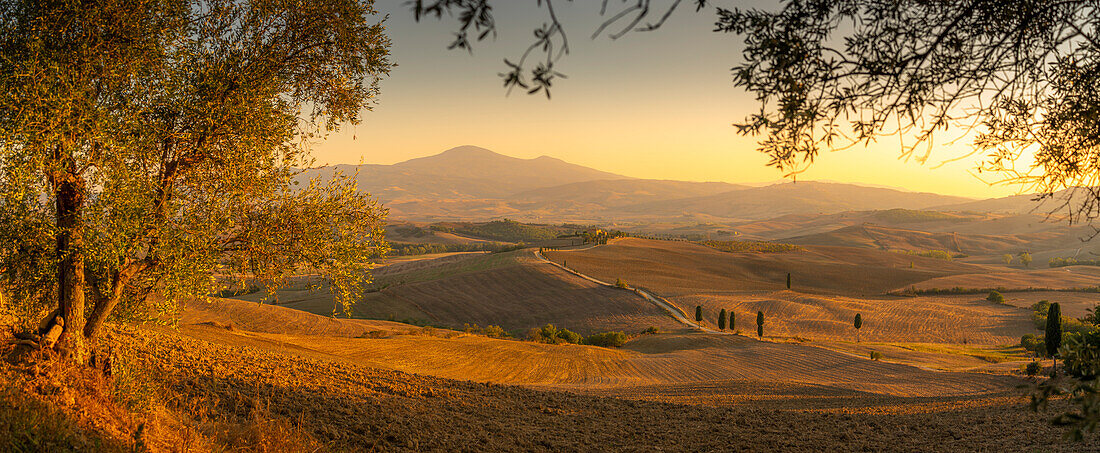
[698,239,803,253]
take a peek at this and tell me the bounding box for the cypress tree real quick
[1045,302,1063,371]
[756,311,764,338]
[695,305,703,323]
[718,309,727,330]
[854,313,863,343]
[729,311,735,331]
[786,273,791,289]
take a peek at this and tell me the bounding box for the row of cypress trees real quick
[694,305,865,342]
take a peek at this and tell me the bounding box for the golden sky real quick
[312,1,1031,199]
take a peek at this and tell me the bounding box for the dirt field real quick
[232,251,682,335]
[670,291,1033,345]
[543,237,995,296]
[86,325,1091,451]
[907,266,1100,291]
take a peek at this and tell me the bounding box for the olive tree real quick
[0,0,392,361]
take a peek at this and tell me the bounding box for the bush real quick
[615,278,628,289]
[1025,361,1042,377]
[1021,334,1045,355]
[641,326,660,335]
[556,328,583,345]
[986,290,1005,304]
[585,331,628,347]
[869,351,883,361]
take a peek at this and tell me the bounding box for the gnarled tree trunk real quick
[54,171,88,362]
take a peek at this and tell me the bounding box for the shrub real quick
[1025,361,1042,377]
[641,326,660,335]
[718,309,727,330]
[585,331,628,347]
[869,351,883,361]
[482,325,506,338]
[615,278,628,289]
[556,328,583,345]
[986,291,1005,304]
[1021,334,1045,355]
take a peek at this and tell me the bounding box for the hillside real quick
[543,238,994,297]
[232,250,683,335]
[2,318,1079,452]
[512,179,744,207]
[616,182,973,222]
[784,223,1047,256]
[294,146,1029,224]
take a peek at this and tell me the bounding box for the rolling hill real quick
[617,181,973,222]
[296,146,1054,224]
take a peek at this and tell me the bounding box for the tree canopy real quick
[0,0,392,360]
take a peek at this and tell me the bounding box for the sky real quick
[312,0,1028,199]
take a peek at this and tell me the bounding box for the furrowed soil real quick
[234,250,683,335]
[5,322,1082,452]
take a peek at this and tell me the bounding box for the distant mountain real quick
[616,181,973,222]
[512,179,745,207]
[298,145,628,202]
[296,146,1016,224]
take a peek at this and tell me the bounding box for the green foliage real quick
[1021,334,1045,356]
[448,219,560,243]
[1032,329,1100,441]
[556,328,583,345]
[1046,256,1100,268]
[641,326,660,335]
[1032,301,1096,335]
[0,0,393,347]
[585,331,628,348]
[695,305,703,323]
[1019,252,1033,268]
[986,291,1005,304]
[905,250,953,261]
[463,324,507,338]
[699,240,802,254]
[615,278,628,289]
[528,323,581,344]
[390,242,522,256]
[1084,305,1100,325]
[869,351,882,361]
[718,309,727,330]
[1047,303,1063,358]
[854,313,862,330]
[1025,361,1042,377]
[1061,330,1100,380]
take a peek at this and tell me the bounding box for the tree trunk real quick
[55,175,88,362]
[85,261,147,339]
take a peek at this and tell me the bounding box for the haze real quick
[315,0,1023,199]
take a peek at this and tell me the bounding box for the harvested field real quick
[34,324,1080,451]
[544,238,994,296]
[230,251,682,335]
[179,299,1016,398]
[671,291,1033,345]
[906,266,1100,292]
